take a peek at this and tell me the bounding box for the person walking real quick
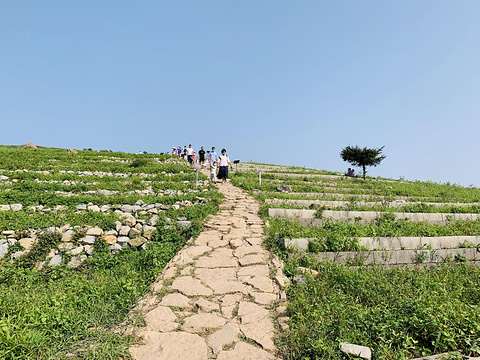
[209,147,217,167]
[217,148,232,183]
[186,144,194,167]
[210,158,218,184]
[198,146,206,168]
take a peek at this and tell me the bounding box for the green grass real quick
[0,145,221,359]
[229,165,480,359]
[260,200,480,214]
[1,242,176,359]
[266,217,480,252]
[231,171,480,203]
[0,207,213,359]
[282,260,480,360]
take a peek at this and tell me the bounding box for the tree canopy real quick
[340,145,386,180]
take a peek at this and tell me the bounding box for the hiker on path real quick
[217,148,233,183]
[210,159,218,184]
[186,145,194,167]
[198,146,206,168]
[209,147,218,167]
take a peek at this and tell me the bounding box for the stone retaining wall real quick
[262,172,396,182]
[283,236,480,251]
[268,208,480,226]
[313,248,480,267]
[256,191,426,201]
[265,198,480,208]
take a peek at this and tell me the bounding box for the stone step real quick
[312,248,480,267]
[264,198,480,208]
[255,190,428,201]
[283,236,480,252]
[269,208,480,226]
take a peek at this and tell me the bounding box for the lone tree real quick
[340,145,386,180]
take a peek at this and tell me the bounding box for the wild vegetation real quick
[233,162,480,359]
[0,145,220,359]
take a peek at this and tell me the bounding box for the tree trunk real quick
[362,165,366,180]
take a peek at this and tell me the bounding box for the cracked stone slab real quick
[180,266,192,276]
[213,226,231,232]
[223,231,248,241]
[186,245,211,258]
[229,238,245,248]
[241,318,276,351]
[245,239,264,248]
[195,233,221,246]
[244,275,275,293]
[175,250,194,266]
[237,264,270,277]
[221,293,243,306]
[209,281,248,295]
[171,276,213,296]
[238,301,270,324]
[129,331,208,360]
[221,305,236,319]
[182,313,227,333]
[238,253,269,266]
[162,266,176,279]
[144,306,179,332]
[195,254,238,268]
[194,267,237,282]
[234,245,265,258]
[195,298,219,312]
[250,292,278,305]
[207,238,231,248]
[160,293,192,309]
[207,322,240,354]
[216,341,277,360]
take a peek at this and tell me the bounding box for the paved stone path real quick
[129,181,289,360]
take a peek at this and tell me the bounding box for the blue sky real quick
[1,1,479,186]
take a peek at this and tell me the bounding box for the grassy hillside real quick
[232,163,480,359]
[0,146,221,359]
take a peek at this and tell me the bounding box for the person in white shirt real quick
[186,144,194,167]
[217,149,232,183]
[210,161,217,184]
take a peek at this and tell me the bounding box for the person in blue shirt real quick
[209,147,217,166]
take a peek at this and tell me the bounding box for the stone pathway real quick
[129,181,289,360]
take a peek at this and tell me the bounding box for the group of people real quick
[346,168,357,177]
[172,145,232,184]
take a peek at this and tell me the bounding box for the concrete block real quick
[398,237,422,250]
[283,238,311,251]
[396,250,417,264]
[383,237,403,250]
[373,250,397,265]
[422,237,441,249]
[360,251,375,265]
[358,237,376,249]
[463,248,478,260]
[316,252,335,261]
[340,342,371,360]
[438,236,461,249]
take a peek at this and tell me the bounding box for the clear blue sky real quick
[1,1,479,186]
